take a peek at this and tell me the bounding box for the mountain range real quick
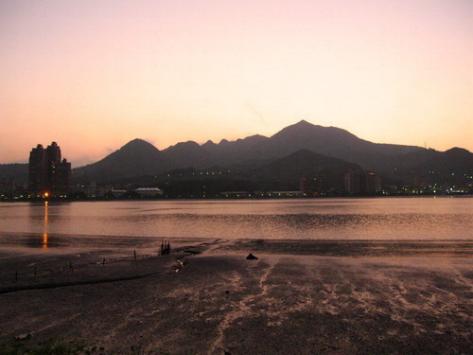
[1,120,473,187]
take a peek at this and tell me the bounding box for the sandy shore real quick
[0,237,472,354]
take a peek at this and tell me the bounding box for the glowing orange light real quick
[42,232,48,249]
[43,192,49,199]
[43,200,48,249]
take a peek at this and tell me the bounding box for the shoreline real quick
[1,237,472,353]
[1,232,473,255]
[1,194,473,203]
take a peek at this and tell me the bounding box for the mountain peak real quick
[122,138,158,150]
[445,147,472,159]
[446,147,470,154]
[281,120,316,131]
[203,139,215,146]
[177,141,200,149]
[245,134,267,140]
[272,120,349,139]
[295,119,313,126]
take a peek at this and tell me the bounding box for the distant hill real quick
[250,149,363,191]
[155,150,362,195]
[391,147,473,185]
[253,120,424,171]
[3,120,473,187]
[145,120,429,173]
[161,141,209,170]
[73,139,164,183]
[68,121,473,185]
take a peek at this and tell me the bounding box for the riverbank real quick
[1,193,473,203]
[1,238,472,354]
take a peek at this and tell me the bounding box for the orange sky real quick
[1,0,472,167]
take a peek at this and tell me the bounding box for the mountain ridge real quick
[70,120,472,185]
[2,120,472,187]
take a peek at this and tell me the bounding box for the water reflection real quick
[0,199,472,243]
[42,201,48,249]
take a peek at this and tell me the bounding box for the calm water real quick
[0,198,472,246]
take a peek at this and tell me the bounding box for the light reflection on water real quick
[0,198,472,245]
[42,201,48,249]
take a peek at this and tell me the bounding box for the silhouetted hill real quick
[73,139,164,183]
[162,141,209,170]
[4,120,472,187]
[134,121,424,173]
[153,150,362,195]
[254,120,423,171]
[391,147,473,185]
[198,134,269,166]
[70,121,473,185]
[251,149,362,191]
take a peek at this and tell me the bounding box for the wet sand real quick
[0,237,473,354]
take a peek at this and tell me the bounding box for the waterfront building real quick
[366,171,382,194]
[28,142,71,196]
[135,187,163,197]
[344,170,363,194]
[344,170,382,195]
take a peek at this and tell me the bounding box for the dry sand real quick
[0,237,472,354]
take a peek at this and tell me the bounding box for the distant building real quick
[299,175,325,196]
[365,171,382,194]
[135,187,163,197]
[344,170,382,195]
[28,142,71,196]
[29,144,47,193]
[299,176,308,193]
[344,170,363,194]
[270,191,305,198]
[111,189,127,198]
[221,191,251,198]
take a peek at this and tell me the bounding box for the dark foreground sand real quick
[0,237,472,354]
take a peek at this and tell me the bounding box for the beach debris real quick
[173,258,185,273]
[102,257,106,266]
[160,240,171,255]
[15,333,31,341]
[246,253,258,260]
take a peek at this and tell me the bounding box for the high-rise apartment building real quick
[28,142,71,196]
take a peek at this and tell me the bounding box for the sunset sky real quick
[1,0,472,166]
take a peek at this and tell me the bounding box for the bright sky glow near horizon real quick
[1,0,472,166]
